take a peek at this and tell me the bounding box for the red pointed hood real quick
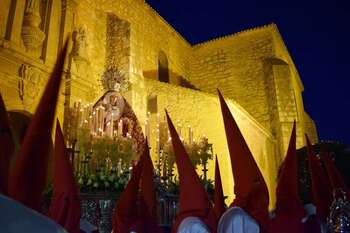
[0,93,15,195]
[140,139,161,233]
[113,160,143,233]
[322,150,348,195]
[275,122,304,212]
[306,135,332,220]
[214,157,225,220]
[217,90,270,231]
[166,111,217,233]
[48,120,80,233]
[8,42,68,212]
[270,122,306,233]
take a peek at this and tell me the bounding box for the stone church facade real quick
[0,0,317,206]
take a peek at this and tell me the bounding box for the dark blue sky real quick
[146,0,350,145]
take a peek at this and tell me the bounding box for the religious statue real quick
[87,66,145,155]
[101,91,125,135]
[22,0,45,54]
[89,90,145,156]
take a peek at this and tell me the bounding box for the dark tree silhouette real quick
[296,141,350,204]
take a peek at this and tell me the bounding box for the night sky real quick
[146,0,350,145]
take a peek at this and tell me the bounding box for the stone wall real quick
[0,0,318,206]
[143,78,278,206]
[304,112,318,144]
[189,25,317,158]
[105,13,130,75]
[0,0,68,129]
[267,59,299,159]
[77,0,193,84]
[191,27,274,131]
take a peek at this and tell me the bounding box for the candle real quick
[118,119,123,136]
[156,125,160,140]
[156,115,160,163]
[76,102,80,127]
[188,125,193,144]
[147,111,151,141]
[100,106,105,135]
[97,107,101,136]
[91,110,94,134]
[156,138,160,166]
[82,105,87,128]
[79,104,83,127]
[96,108,99,135]
[145,117,150,141]
[110,113,114,138]
[88,104,92,130]
[89,114,93,133]
[106,121,111,136]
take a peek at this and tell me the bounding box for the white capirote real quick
[218,207,260,233]
[0,194,67,233]
[178,216,211,233]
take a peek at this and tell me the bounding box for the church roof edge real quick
[192,23,277,47]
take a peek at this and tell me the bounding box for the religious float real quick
[44,68,216,233]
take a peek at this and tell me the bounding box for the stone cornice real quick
[0,42,52,73]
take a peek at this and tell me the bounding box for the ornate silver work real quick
[101,68,129,92]
[327,189,350,233]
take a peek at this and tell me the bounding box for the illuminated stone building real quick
[0,0,317,205]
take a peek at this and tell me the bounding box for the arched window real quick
[158,51,169,83]
[7,111,32,154]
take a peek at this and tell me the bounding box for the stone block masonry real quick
[0,0,317,206]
